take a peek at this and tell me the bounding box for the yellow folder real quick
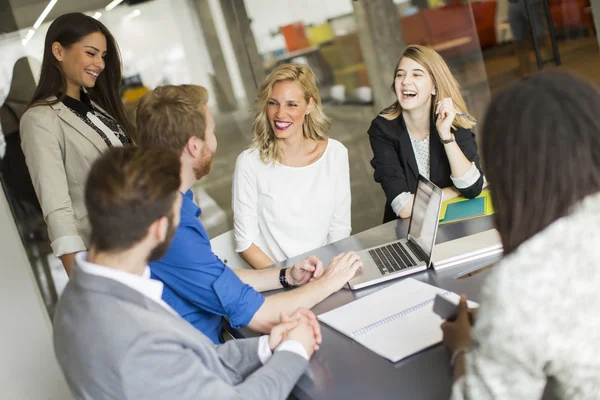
[439,189,494,224]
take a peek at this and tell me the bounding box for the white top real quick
[86,112,125,147]
[409,134,431,179]
[451,191,600,399]
[390,135,482,216]
[75,252,308,362]
[233,138,351,263]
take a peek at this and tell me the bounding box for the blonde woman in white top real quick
[442,71,600,399]
[233,64,351,270]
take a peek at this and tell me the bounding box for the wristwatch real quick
[279,268,292,288]
[441,133,455,144]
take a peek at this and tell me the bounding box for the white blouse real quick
[232,139,351,264]
[391,134,481,216]
[452,191,600,399]
[409,134,431,179]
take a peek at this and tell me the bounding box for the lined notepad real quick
[318,279,474,362]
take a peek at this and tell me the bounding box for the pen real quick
[457,112,475,121]
[436,100,475,121]
[435,111,475,121]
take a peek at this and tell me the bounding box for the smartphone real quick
[433,293,459,321]
[433,294,478,324]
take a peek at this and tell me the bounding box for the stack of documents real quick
[318,279,476,362]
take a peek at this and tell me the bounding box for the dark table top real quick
[233,216,500,400]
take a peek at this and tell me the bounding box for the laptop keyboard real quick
[406,240,428,262]
[368,242,415,275]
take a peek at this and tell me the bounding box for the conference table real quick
[232,215,501,400]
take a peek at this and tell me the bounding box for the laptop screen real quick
[407,177,443,260]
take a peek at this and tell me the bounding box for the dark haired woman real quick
[20,13,134,275]
[442,70,600,398]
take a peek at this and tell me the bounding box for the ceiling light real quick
[22,29,35,46]
[123,9,141,22]
[33,0,58,30]
[93,12,102,20]
[105,0,124,11]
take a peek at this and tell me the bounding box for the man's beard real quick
[147,214,177,263]
[193,145,215,180]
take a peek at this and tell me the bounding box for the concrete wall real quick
[209,0,247,102]
[0,187,72,399]
[593,0,600,50]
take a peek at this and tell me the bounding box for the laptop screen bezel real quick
[407,175,444,267]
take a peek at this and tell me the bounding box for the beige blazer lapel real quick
[51,100,109,153]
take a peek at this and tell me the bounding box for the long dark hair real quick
[482,70,600,254]
[29,13,135,141]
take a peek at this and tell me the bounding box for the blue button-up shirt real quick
[150,190,265,344]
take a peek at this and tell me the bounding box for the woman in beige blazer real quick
[21,13,134,275]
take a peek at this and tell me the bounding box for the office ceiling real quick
[8,0,110,30]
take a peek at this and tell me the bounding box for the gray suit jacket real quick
[53,264,308,399]
[20,98,114,255]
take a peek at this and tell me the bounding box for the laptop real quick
[349,175,443,290]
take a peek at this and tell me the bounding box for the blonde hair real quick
[251,64,330,163]
[380,45,475,130]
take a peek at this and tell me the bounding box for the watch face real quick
[442,135,455,144]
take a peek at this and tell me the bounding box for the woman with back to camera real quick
[442,70,600,399]
[21,13,134,275]
[368,45,484,223]
[232,63,351,270]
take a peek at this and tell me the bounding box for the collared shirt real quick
[150,190,265,344]
[75,252,175,314]
[75,252,307,362]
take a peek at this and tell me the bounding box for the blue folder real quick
[441,196,485,223]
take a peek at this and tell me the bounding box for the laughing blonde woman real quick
[232,64,351,270]
[368,45,484,222]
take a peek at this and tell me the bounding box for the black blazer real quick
[368,114,484,223]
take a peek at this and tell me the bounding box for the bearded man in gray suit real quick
[53,146,321,400]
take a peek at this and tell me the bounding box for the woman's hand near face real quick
[435,98,457,140]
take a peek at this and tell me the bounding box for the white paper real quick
[318,278,476,362]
